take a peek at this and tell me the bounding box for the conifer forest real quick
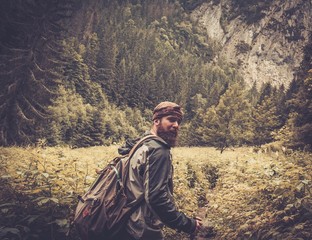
[0,0,311,239]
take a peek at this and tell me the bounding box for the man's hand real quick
[195,216,203,232]
[190,217,204,240]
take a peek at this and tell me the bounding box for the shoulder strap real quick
[127,135,161,159]
[122,135,161,208]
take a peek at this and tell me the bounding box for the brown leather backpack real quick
[73,135,159,240]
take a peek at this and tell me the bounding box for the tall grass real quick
[0,146,311,239]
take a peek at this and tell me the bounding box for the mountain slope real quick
[191,0,312,88]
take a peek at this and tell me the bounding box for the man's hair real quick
[152,101,183,122]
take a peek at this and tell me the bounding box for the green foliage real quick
[88,1,219,111]
[0,0,75,146]
[1,144,312,240]
[47,86,148,147]
[248,82,286,147]
[198,82,253,151]
[0,149,79,240]
[47,86,88,145]
[230,0,272,24]
[201,164,219,189]
[279,72,312,150]
[179,0,206,11]
[186,162,197,188]
[246,82,260,106]
[251,95,281,146]
[0,0,310,151]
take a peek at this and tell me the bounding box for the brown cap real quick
[152,101,183,121]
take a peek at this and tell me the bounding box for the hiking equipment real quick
[73,135,159,240]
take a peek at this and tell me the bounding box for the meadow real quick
[0,146,311,240]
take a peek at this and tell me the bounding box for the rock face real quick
[191,0,312,88]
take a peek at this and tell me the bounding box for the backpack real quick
[73,135,159,240]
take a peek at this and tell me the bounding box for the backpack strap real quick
[127,134,161,159]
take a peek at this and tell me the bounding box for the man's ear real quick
[154,119,160,125]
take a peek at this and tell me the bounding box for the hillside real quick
[0,0,311,149]
[191,0,312,88]
[0,146,311,239]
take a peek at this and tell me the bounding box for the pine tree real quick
[47,86,89,145]
[284,71,312,149]
[0,0,74,145]
[199,82,253,152]
[251,95,280,146]
[181,95,207,146]
[258,82,273,104]
[61,38,106,107]
[273,84,288,126]
[246,82,259,106]
[84,33,100,82]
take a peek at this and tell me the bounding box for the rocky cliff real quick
[191,0,312,88]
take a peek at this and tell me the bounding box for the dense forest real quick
[0,0,311,151]
[0,1,311,240]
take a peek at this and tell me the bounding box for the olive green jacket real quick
[119,133,196,240]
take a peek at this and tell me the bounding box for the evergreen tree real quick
[199,82,253,152]
[283,71,312,149]
[0,0,74,145]
[182,95,207,146]
[246,82,259,106]
[251,95,280,146]
[61,38,106,107]
[84,33,100,82]
[258,82,273,104]
[273,84,288,126]
[186,93,208,121]
[88,110,106,146]
[47,86,89,145]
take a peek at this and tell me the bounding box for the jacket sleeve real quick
[143,145,196,234]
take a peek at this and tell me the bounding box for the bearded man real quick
[115,101,203,240]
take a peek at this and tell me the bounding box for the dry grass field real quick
[0,145,311,239]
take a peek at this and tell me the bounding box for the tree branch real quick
[0,63,27,75]
[33,61,46,72]
[21,95,48,119]
[28,69,56,94]
[0,42,30,53]
[0,102,7,111]
[15,102,34,122]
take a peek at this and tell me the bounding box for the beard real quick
[157,124,178,147]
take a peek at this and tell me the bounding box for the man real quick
[116,101,203,240]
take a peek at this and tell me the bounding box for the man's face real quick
[156,115,181,147]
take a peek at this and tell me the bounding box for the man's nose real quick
[172,121,179,128]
